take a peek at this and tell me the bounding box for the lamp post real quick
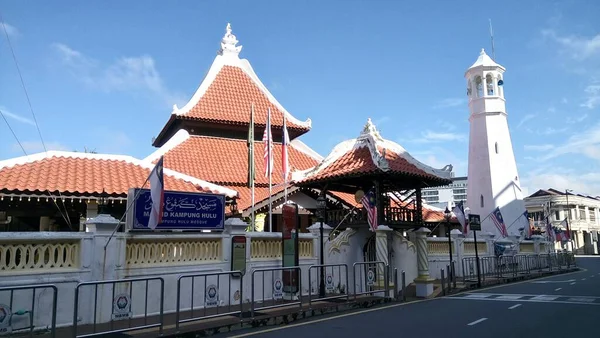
[565,189,573,252]
[98,189,109,215]
[316,194,327,298]
[444,206,453,280]
[464,206,481,288]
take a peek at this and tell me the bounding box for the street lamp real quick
[464,206,481,288]
[98,189,109,215]
[229,198,238,215]
[316,193,327,298]
[444,206,453,280]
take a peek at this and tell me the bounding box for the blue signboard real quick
[126,188,225,231]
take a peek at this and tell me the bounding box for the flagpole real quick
[250,103,256,231]
[268,107,273,233]
[283,114,288,204]
[505,212,525,232]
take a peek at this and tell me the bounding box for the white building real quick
[421,175,468,209]
[465,49,527,237]
[525,188,600,255]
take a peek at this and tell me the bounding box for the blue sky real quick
[1,0,599,195]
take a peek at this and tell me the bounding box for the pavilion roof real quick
[292,119,453,190]
[153,23,311,146]
[0,151,238,198]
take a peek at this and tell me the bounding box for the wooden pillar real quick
[415,187,423,226]
[375,179,383,226]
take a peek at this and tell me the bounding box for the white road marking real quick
[555,288,562,291]
[531,279,576,284]
[591,275,595,278]
[497,295,523,300]
[531,295,559,301]
[508,304,522,310]
[570,282,576,285]
[464,293,495,298]
[582,278,587,281]
[468,318,488,326]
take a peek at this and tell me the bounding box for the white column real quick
[85,214,125,324]
[308,222,332,263]
[414,227,434,298]
[375,225,392,284]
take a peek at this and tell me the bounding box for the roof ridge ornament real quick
[480,48,486,56]
[360,118,383,141]
[218,23,242,57]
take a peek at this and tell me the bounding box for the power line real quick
[1,14,73,229]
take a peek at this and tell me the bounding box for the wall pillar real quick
[414,227,434,298]
[308,222,332,263]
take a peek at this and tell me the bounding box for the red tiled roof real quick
[295,119,453,186]
[154,135,319,186]
[0,152,238,197]
[179,66,309,132]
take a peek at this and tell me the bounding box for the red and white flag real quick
[361,190,378,231]
[282,114,290,181]
[148,156,165,230]
[262,108,274,177]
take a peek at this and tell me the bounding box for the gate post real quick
[414,227,435,298]
[375,225,392,288]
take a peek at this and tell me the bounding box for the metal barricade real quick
[0,284,57,338]
[307,264,349,308]
[176,271,243,332]
[251,266,302,317]
[352,261,388,300]
[73,277,164,338]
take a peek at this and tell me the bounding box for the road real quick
[225,257,600,338]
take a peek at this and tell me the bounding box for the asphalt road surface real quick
[225,256,600,338]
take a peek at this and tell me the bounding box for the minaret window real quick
[480,195,484,208]
[497,75,504,97]
[495,142,499,154]
[486,74,494,96]
[475,76,483,97]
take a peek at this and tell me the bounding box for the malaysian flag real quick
[262,107,273,177]
[361,190,378,231]
[545,217,555,242]
[559,218,570,240]
[491,207,508,237]
[148,156,165,230]
[282,113,290,181]
[452,201,468,235]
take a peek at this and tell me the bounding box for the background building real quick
[421,174,467,209]
[524,188,600,255]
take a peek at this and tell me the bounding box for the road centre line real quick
[555,288,562,291]
[508,304,522,310]
[468,318,488,326]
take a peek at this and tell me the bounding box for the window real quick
[486,74,494,95]
[475,76,483,97]
[555,211,560,221]
[423,190,439,196]
[480,195,484,208]
[453,189,466,194]
[579,208,586,220]
[591,209,597,223]
[495,142,499,154]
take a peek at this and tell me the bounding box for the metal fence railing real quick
[250,266,302,317]
[0,284,58,338]
[176,271,243,332]
[72,277,164,338]
[352,261,389,300]
[307,264,349,308]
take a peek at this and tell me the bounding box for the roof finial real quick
[218,22,242,57]
[480,48,486,55]
[361,118,383,141]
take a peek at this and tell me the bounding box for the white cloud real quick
[541,29,600,61]
[11,141,69,154]
[522,169,600,197]
[0,107,35,126]
[581,84,600,109]
[538,122,600,161]
[52,43,183,108]
[561,97,568,104]
[567,113,588,124]
[537,127,568,135]
[524,144,554,151]
[432,98,466,109]
[517,114,536,128]
[412,130,466,143]
[1,22,19,37]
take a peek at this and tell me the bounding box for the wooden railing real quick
[326,207,418,226]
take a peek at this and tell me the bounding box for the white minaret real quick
[465,48,526,238]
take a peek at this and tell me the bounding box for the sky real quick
[1,0,599,196]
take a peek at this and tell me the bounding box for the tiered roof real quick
[293,119,454,191]
[0,151,238,198]
[153,23,311,147]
